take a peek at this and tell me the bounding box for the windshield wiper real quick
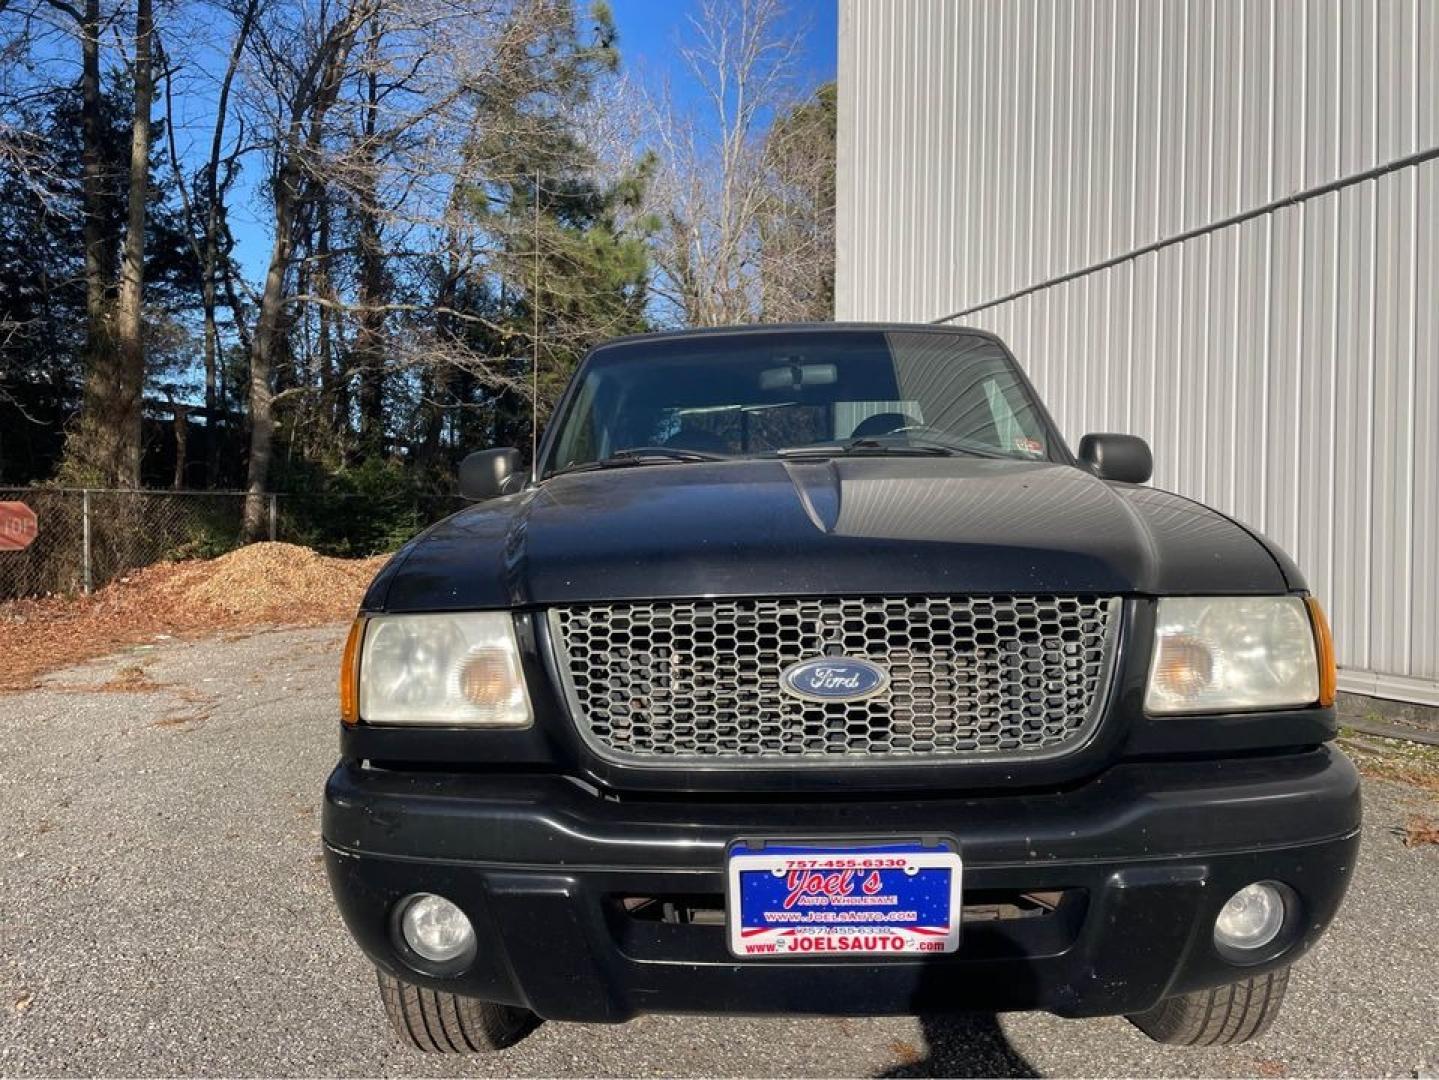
[777,435,1015,461]
[776,437,951,459]
[549,446,729,477]
[608,446,729,463]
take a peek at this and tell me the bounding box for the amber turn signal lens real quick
[340,617,365,725]
[1306,597,1336,707]
[458,649,510,708]
[1152,634,1214,702]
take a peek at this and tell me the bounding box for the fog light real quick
[400,894,475,963]
[1214,882,1285,951]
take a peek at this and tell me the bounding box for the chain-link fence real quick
[0,488,467,602]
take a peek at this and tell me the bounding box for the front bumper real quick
[322,747,1360,1022]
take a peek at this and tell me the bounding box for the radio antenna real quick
[531,167,540,467]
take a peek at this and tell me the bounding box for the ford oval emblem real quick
[779,657,889,703]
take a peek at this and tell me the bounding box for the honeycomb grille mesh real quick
[550,596,1120,764]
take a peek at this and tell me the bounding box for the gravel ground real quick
[2,625,1436,1078]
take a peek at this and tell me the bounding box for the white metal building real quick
[835,0,1439,705]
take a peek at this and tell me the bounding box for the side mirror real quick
[1078,433,1152,484]
[459,448,525,501]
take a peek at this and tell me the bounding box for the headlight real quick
[356,612,532,727]
[1145,597,1321,714]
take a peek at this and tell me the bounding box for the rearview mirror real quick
[759,363,837,390]
[1078,433,1152,484]
[459,448,525,501]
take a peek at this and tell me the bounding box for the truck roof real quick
[589,321,1005,353]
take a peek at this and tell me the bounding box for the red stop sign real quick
[0,502,38,551]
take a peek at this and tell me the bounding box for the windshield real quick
[542,329,1059,476]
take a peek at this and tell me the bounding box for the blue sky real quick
[608,0,837,94]
[219,0,837,279]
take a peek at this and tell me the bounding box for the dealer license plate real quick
[726,840,962,958]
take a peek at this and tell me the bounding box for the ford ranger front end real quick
[322,324,1358,1053]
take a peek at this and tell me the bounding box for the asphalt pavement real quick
[2,626,1436,1078]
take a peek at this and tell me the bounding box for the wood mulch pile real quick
[0,542,387,692]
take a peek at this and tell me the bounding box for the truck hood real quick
[369,458,1296,611]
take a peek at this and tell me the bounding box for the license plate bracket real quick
[725,837,962,958]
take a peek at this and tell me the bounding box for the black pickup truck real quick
[324,324,1358,1053]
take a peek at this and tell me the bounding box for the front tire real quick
[377,969,537,1053]
[1126,967,1290,1046]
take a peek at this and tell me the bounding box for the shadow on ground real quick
[878,1013,1039,1078]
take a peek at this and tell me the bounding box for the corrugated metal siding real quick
[836,0,1439,704]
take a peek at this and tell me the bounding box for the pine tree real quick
[444,0,652,459]
[0,82,200,486]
